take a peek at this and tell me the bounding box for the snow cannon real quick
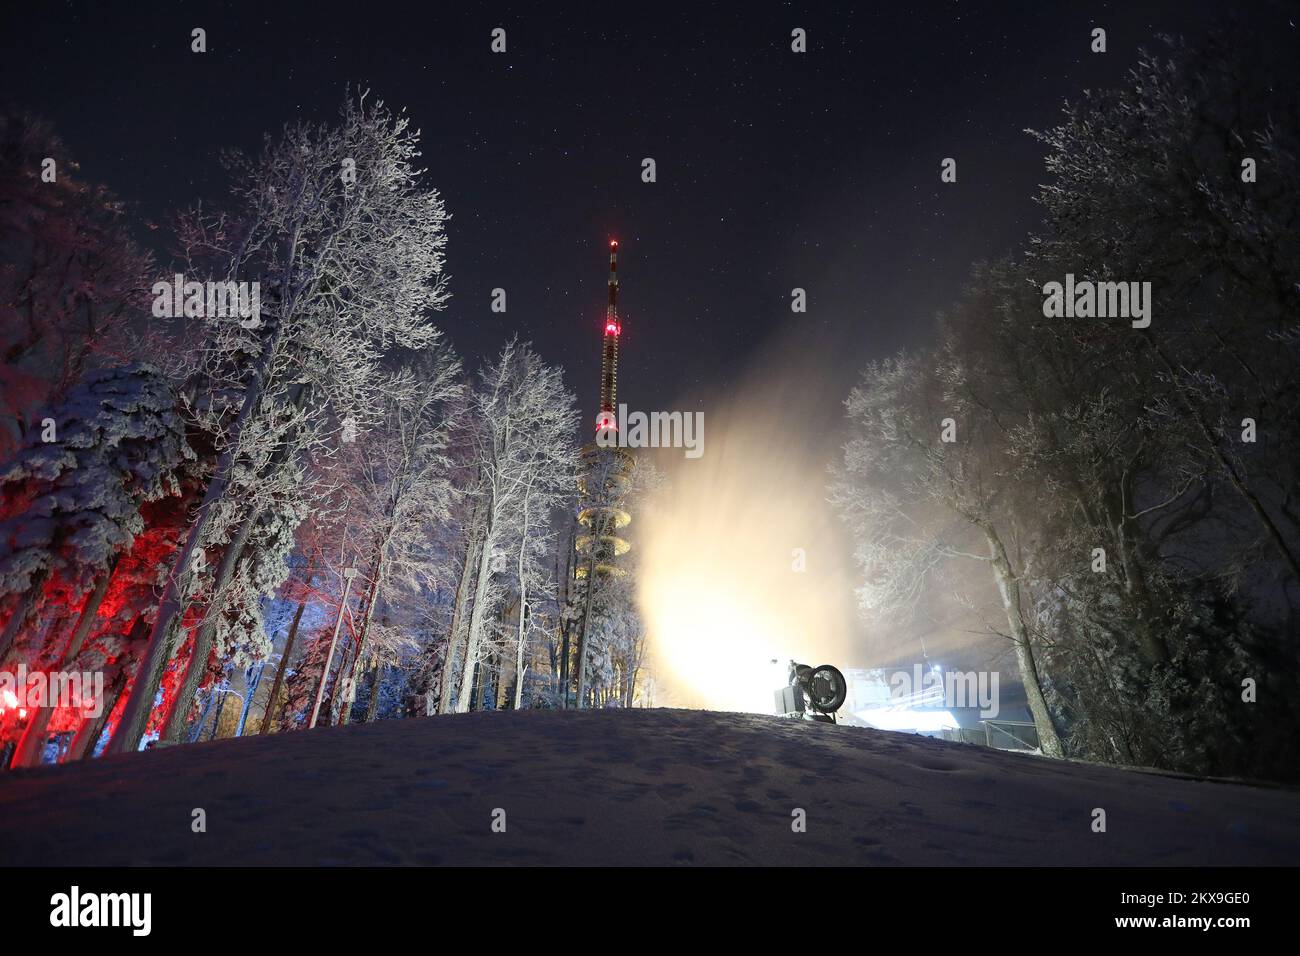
[774,659,848,724]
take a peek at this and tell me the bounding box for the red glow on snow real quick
[1,688,17,709]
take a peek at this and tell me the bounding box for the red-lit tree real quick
[0,363,194,764]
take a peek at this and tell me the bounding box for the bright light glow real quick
[641,580,788,713]
[636,376,856,712]
[605,322,619,335]
[1,688,17,709]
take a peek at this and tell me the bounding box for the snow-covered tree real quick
[450,341,578,713]
[830,34,1300,777]
[0,114,154,455]
[1027,36,1300,586]
[110,90,452,754]
[830,347,1065,757]
[0,364,193,661]
[1008,36,1300,774]
[568,453,660,709]
[0,364,194,763]
[326,350,463,725]
[500,469,563,709]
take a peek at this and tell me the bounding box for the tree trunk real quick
[209,683,228,740]
[487,649,500,710]
[558,625,571,707]
[557,523,574,706]
[440,496,486,714]
[466,660,481,712]
[161,382,311,745]
[234,663,261,736]
[983,526,1064,758]
[335,546,384,726]
[160,507,260,744]
[333,644,361,726]
[456,515,496,713]
[66,660,131,762]
[11,562,117,767]
[108,280,307,754]
[187,686,218,743]
[1144,333,1300,581]
[258,574,314,735]
[363,662,383,723]
[107,319,286,756]
[574,548,598,708]
[308,571,355,729]
[513,487,531,710]
[0,568,48,662]
[1113,476,1168,665]
[513,604,527,710]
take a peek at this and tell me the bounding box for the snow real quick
[2,709,1297,865]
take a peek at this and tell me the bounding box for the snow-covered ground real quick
[1,709,1297,865]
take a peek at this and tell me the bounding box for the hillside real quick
[2,709,1297,866]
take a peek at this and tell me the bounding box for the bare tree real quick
[327,352,462,724]
[454,341,578,713]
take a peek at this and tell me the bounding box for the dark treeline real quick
[832,35,1300,780]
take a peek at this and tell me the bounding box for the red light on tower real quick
[597,239,621,434]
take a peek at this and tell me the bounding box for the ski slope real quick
[1,708,1297,865]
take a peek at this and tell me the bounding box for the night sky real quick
[0,0,1274,424]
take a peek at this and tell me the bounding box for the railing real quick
[941,719,1040,752]
[982,719,1040,751]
